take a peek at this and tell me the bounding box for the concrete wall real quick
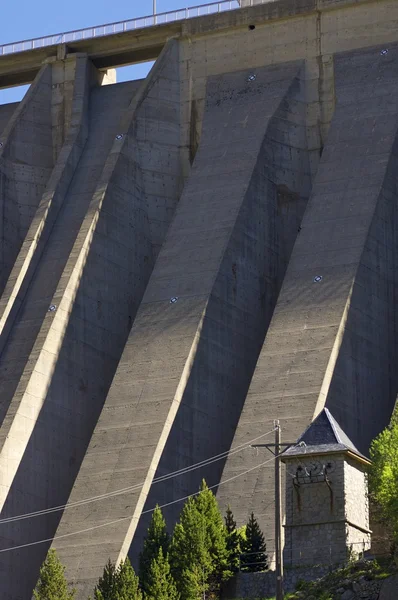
[52,59,310,597]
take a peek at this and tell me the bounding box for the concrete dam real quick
[0,0,397,597]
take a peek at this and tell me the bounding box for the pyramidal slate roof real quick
[283,408,369,462]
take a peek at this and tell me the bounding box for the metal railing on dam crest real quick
[0,0,270,57]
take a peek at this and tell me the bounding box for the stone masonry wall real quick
[223,565,332,598]
[284,453,371,567]
[284,455,346,566]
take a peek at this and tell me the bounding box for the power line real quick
[0,449,288,554]
[0,427,277,526]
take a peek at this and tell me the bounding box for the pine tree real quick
[225,505,236,534]
[94,560,117,600]
[225,505,241,573]
[195,480,231,591]
[180,565,206,600]
[139,505,169,596]
[240,512,268,573]
[170,480,231,599]
[117,559,142,600]
[33,548,75,600]
[170,497,210,600]
[145,547,180,600]
[94,558,142,600]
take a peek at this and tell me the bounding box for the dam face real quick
[0,0,398,597]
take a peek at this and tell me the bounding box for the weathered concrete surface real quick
[0,66,54,295]
[0,40,182,600]
[217,43,398,560]
[0,102,19,135]
[0,55,90,365]
[0,56,86,299]
[51,60,310,598]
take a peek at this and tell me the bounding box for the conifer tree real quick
[33,548,75,600]
[94,560,117,600]
[145,547,180,600]
[225,505,241,573]
[139,505,169,595]
[180,565,206,600]
[170,496,210,599]
[195,480,231,590]
[94,558,142,600]
[170,480,231,599]
[240,512,268,573]
[117,559,142,600]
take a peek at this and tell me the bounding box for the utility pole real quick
[274,420,283,600]
[153,0,157,23]
[251,422,296,600]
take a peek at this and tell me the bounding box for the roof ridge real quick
[324,407,341,444]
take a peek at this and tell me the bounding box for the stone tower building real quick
[282,409,372,567]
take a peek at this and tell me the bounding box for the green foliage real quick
[195,481,231,589]
[370,404,398,543]
[93,558,142,600]
[143,547,179,600]
[170,496,213,599]
[237,524,247,541]
[33,549,75,600]
[117,560,142,600]
[139,505,169,595]
[240,513,268,573]
[170,480,231,599]
[225,505,241,573]
[94,560,117,600]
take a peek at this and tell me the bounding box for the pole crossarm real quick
[251,442,296,456]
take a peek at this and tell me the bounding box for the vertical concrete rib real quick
[217,44,398,559]
[0,65,54,295]
[0,102,19,137]
[0,55,90,358]
[0,40,182,600]
[51,61,310,599]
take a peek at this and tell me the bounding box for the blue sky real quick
[0,0,204,104]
